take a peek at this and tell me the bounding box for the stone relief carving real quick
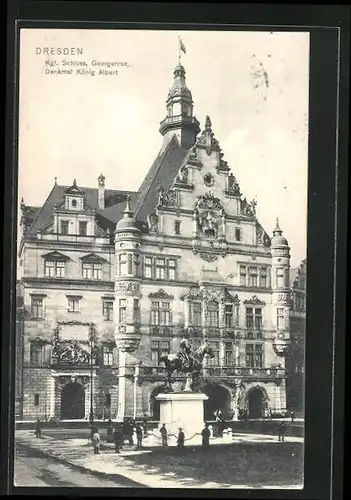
[240,197,257,217]
[256,223,271,247]
[52,338,91,365]
[203,173,214,187]
[115,282,140,293]
[199,251,218,262]
[243,295,266,305]
[227,173,241,196]
[277,293,290,305]
[147,212,159,234]
[115,338,140,353]
[176,165,189,184]
[196,192,222,210]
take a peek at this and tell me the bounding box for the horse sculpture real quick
[159,340,215,392]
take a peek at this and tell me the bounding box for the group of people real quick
[159,423,211,450]
[90,418,146,454]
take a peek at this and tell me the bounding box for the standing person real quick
[35,419,42,438]
[159,423,168,447]
[113,427,123,453]
[268,407,273,419]
[90,423,98,439]
[106,419,113,443]
[201,423,210,449]
[136,424,143,448]
[177,427,185,451]
[278,421,287,442]
[92,429,101,454]
[290,411,295,423]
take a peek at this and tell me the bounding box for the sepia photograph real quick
[14,27,309,489]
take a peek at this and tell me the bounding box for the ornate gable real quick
[243,295,266,305]
[42,251,71,261]
[148,289,174,299]
[80,253,108,263]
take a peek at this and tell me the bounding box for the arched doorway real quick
[60,382,85,420]
[202,382,232,421]
[149,386,165,421]
[247,387,266,419]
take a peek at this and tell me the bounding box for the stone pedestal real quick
[155,392,208,445]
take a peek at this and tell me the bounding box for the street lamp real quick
[89,324,95,424]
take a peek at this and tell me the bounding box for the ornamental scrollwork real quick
[115,282,140,293]
[147,212,159,234]
[196,116,220,155]
[199,251,218,262]
[256,223,271,247]
[240,197,257,217]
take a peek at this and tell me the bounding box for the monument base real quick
[155,392,208,445]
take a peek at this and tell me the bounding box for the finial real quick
[274,217,282,235]
[54,177,57,185]
[73,178,77,187]
[123,194,133,218]
[205,115,212,130]
[98,173,105,186]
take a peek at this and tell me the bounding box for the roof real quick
[134,135,188,221]
[25,183,136,237]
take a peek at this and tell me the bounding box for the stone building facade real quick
[287,259,306,414]
[17,61,293,422]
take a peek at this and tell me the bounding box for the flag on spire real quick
[179,37,186,54]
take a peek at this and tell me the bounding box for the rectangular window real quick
[254,344,263,368]
[82,262,92,279]
[175,221,181,235]
[150,340,170,365]
[207,301,219,327]
[246,343,263,367]
[119,254,127,276]
[245,307,254,329]
[168,259,177,280]
[67,297,80,313]
[240,265,247,286]
[151,301,171,326]
[260,268,268,288]
[248,267,258,287]
[60,220,69,235]
[105,394,111,407]
[277,307,284,330]
[225,304,233,328]
[103,345,114,366]
[31,297,44,319]
[119,299,126,323]
[151,341,159,365]
[34,394,40,406]
[56,261,65,278]
[144,257,153,279]
[93,263,102,280]
[128,254,133,274]
[133,298,140,323]
[44,260,55,277]
[276,268,284,288]
[190,302,202,327]
[30,343,43,365]
[254,308,263,330]
[156,258,166,279]
[225,342,234,366]
[235,228,241,241]
[207,342,220,366]
[245,344,254,367]
[79,221,87,236]
[102,300,114,321]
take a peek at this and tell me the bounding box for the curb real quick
[16,441,147,488]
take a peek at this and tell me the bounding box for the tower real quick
[159,63,200,149]
[114,196,142,419]
[270,218,291,362]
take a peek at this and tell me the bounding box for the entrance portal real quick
[60,382,85,420]
[202,383,232,421]
[248,387,265,419]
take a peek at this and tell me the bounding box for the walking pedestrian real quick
[201,423,210,449]
[113,427,123,453]
[35,419,42,438]
[159,423,168,447]
[278,421,287,442]
[92,429,101,454]
[177,427,185,451]
[136,424,143,448]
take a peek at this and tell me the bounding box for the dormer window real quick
[79,221,87,236]
[80,253,107,280]
[43,251,70,278]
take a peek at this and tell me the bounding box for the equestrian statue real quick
[159,338,215,392]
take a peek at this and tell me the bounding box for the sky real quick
[18,29,309,268]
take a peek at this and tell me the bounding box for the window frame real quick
[151,300,172,326]
[31,296,44,320]
[102,300,114,321]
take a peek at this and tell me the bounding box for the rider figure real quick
[179,338,193,371]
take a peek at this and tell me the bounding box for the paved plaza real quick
[15,429,303,489]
